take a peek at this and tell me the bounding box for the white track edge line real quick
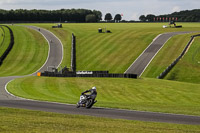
[124,34,162,74]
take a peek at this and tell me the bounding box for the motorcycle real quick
[76,94,97,109]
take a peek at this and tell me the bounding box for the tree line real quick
[104,13,122,22]
[0,9,102,22]
[139,9,200,22]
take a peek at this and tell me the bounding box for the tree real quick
[104,13,112,22]
[114,14,122,22]
[93,10,102,22]
[139,15,146,22]
[146,14,155,22]
[85,14,97,22]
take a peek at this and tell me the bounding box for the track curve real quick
[0,27,200,125]
[0,25,63,99]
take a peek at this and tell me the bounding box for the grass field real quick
[0,26,10,58]
[31,23,200,73]
[7,76,200,116]
[0,26,48,77]
[165,36,200,83]
[1,107,199,133]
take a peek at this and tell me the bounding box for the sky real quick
[0,0,200,20]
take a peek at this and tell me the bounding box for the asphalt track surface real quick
[125,31,196,77]
[0,27,200,125]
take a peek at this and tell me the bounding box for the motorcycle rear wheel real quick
[86,99,93,108]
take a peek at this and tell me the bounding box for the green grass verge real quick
[0,26,48,76]
[165,36,200,83]
[0,26,10,57]
[30,23,200,73]
[7,76,200,116]
[142,33,200,78]
[0,26,4,48]
[0,107,199,133]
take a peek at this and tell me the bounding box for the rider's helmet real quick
[92,86,96,90]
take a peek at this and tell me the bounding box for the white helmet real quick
[92,86,96,90]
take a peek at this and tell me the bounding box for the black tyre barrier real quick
[158,34,200,79]
[40,71,137,79]
[0,25,14,66]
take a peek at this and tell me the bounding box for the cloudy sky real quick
[0,0,199,20]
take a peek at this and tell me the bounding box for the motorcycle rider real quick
[81,86,97,102]
[77,86,97,108]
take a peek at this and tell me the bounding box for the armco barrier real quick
[0,25,14,66]
[158,34,200,79]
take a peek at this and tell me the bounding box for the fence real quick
[0,25,14,66]
[157,34,200,79]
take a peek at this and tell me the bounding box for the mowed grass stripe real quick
[8,76,200,115]
[83,32,126,71]
[14,28,36,74]
[0,26,31,75]
[0,26,4,47]
[77,33,115,66]
[86,31,131,71]
[0,26,10,57]
[0,26,48,76]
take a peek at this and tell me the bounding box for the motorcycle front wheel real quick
[76,103,80,108]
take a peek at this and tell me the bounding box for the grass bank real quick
[7,76,200,116]
[0,26,10,57]
[0,26,48,76]
[0,107,199,133]
[0,26,3,44]
[165,36,200,83]
[31,23,200,73]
